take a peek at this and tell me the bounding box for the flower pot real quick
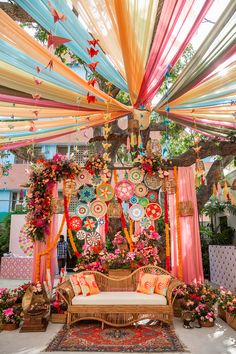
[173,298,183,318]
[218,305,226,322]
[51,313,67,323]
[108,268,131,279]
[2,322,19,331]
[226,312,236,330]
[199,319,215,328]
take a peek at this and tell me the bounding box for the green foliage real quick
[201,197,236,218]
[0,213,11,257]
[115,90,131,105]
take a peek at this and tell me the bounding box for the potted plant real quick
[193,304,216,327]
[1,307,21,330]
[226,295,236,330]
[218,287,233,322]
[50,298,67,323]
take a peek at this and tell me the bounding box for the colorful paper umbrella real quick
[69,216,82,230]
[140,217,152,229]
[147,190,159,203]
[115,180,135,201]
[138,197,149,208]
[135,183,148,197]
[78,184,95,203]
[129,204,145,221]
[145,203,162,220]
[86,231,101,245]
[144,173,162,190]
[96,183,114,201]
[75,203,89,218]
[76,230,87,240]
[128,168,144,184]
[82,216,98,232]
[90,200,107,218]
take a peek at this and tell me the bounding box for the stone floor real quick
[0,279,236,354]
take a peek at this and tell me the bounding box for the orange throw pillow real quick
[84,274,100,295]
[69,275,82,296]
[136,271,158,295]
[154,275,171,296]
[78,275,91,296]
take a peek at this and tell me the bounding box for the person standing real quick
[57,235,67,274]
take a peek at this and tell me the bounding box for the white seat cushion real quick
[72,291,167,306]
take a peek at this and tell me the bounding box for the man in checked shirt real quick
[57,234,68,274]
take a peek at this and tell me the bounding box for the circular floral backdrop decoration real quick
[96,183,114,202]
[90,200,107,218]
[86,231,101,245]
[128,168,144,184]
[76,230,87,240]
[75,203,89,218]
[144,173,162,190]
[82,216,98,232]
[115,180,135,201]
[140,217,152,229]
[19,225,34,257]
[78,184,95,203]
[129,204,145,221]
[138,197,149,208]
[135,183,148,197]
[130,195,138,205]
[77,169,91,185]
[69,216,82,230]
[147,190,159,203]
[91,174,102,186]
[145,203,162,220]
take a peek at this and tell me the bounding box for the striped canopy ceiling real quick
[0,0,235,149]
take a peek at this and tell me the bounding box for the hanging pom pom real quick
[217,182,221,201]
[223,180,228,202]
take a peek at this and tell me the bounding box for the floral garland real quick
[133,154,169,178]
[25,154,81,242]
[19,225,34,257]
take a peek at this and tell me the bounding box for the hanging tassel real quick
[217,182,221,201]
[130,133,135,147]
[231,194,235,205]
[126,136,130,151]
[138,132,142,147]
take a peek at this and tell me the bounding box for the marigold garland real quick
[164,188,171,272]
[173,166,183,281]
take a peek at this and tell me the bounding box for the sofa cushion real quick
[71,291,167,306]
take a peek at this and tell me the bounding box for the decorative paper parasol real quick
[69,216,82,230]
[140,217,152,229]
[82,216,98,232]
[75,203,89,218]
[86,231,101,245]
[147,190,159,203]
[144,173,162,190]
[130,195,139,205]
[96,183,114,202]
[77,169,91,185]
[78,184,95,203]
[138,197,149,208]
[128,168,144,184]
[129,204,145,221]
[145,203,162,220]
[76,230,87,240]
[90,200,107,218]
[135,183,148,197]
[115,180,135,201]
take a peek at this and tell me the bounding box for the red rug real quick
[45,321,187,352]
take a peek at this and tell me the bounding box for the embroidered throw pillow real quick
[136,271,158,295]
[69,275,82,296]
[77,275,91,296]
[154,275,171,296]
[83,274,100,295]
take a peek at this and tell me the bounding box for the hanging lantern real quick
[195,158,206,187]
[107,202,122,218]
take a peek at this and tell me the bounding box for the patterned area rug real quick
[45,321,187,352]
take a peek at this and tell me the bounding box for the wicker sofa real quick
[57,265,182,328]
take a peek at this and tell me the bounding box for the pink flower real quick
[3,308,13,317]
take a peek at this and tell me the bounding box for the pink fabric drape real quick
[99,218,106,243]
[135,0,213,107]
[170,167,204,283]
[32,184,58,286]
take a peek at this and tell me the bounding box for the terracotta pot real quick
[173,298,183,318]
[2,322,19,331]
[226,311,236,330]
[108,268,131,279]
[218,305,226,322]
[199,319,215,327]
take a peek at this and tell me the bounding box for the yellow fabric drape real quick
[73,0,159,104]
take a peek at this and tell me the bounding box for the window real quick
[57,145,68,156]
[70,144,94,165]
[10,191,26,212]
